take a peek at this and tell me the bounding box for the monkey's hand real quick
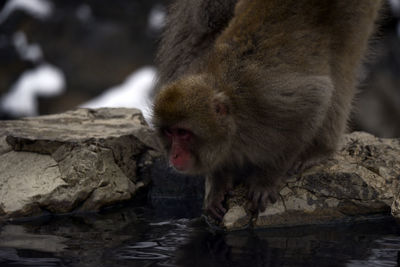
[247,178,281,213]
[204,176,233,220]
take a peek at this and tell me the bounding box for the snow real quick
[0,0,53,24]
[148,5,166,32]
[75,4,92,22]
[13,31,43,62]
[0,64,66,117]
[80,67,157,122]
[389,0,400,16]
[388,0,400,37]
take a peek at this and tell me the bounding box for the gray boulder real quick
[0,108,160,220]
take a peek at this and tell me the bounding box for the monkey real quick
[152,0,382,219]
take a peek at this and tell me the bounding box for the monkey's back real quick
[215,0,381,76]
[208,0,382,166]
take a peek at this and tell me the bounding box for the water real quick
[0,203,399,267]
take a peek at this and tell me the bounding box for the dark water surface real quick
[0,203,399,267]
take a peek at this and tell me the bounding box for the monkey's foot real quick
[247,185,279,212]
[287,158,325,176]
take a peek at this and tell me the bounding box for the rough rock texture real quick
[207,132,400,230]
[0,108,160,220]
[2,109,400,229]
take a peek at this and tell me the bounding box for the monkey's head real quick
[152,74,235,174]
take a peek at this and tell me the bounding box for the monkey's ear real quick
[213,92,230,116]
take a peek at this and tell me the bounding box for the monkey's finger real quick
[287,161,302,176]
[227,190,234,196]
[252,191,261,211]
[259,193,269,212]
[259,192,276,212]
[209,206,223,220]
[245,202,253,211]
[268,191,278,204]
[248,189,255,200]
[226,183,233,192]
[216,202,227,214]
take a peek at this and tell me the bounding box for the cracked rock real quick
[207,132,400,230]
[0,108,160,220]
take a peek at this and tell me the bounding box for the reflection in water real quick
[0,205,399,267]
[0,225,67,253]
[0,247,65,266]
[348,237,400,267]
[111,218,193,266]
[174,220,400,267]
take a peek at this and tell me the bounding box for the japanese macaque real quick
[152,0,382,219]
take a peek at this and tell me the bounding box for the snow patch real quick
[80,67,157,122]
[0,64,66,117]
[76,4,92,22]
[148,5,166,32]
[389,0,400,16]
[13,31,43,62]
[0,0,53,24]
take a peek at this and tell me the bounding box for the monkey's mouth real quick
[170,160,203,175]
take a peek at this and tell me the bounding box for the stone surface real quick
[2,108,400,228]
[0,108,160,220]
[208,132,400,230]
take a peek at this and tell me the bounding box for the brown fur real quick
[153,0,382,218]
[155,0,238,93]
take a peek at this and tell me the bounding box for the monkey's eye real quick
[177,128,191,140]
[163,128,173,137]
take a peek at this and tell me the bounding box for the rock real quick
[2,110,399,228]
[0,108,160,220]
[207,132,400,230]
[0,136,12,155]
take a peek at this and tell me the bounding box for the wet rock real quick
[207,132,400,230]
[0,108,160,220]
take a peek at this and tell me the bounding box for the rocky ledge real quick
[1,108,399,229]
[207,132,400,230]
[0,108,160,220]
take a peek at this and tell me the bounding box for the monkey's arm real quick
[204,172,233,219]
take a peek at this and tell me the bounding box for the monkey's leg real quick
[204,172,233,219]
[288,95,349,176]
[247,74,335,211]
[288,142,335,176]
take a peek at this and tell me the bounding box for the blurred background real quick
[0,0,399,138]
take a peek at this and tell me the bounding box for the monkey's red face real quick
[164,127,195,172]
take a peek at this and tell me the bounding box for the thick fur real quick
[155,0,237,92]
[153,0,382,217]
